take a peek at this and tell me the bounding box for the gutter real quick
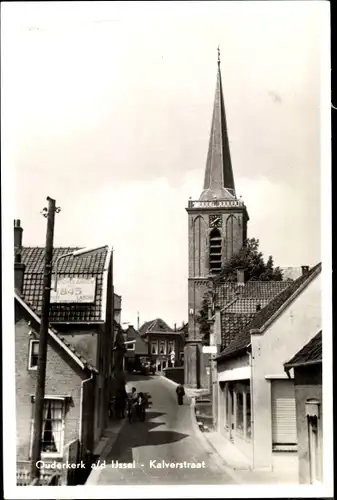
[215,345,248,362]
[101,246,113,323]
[284,359,322,371]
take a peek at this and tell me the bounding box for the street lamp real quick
[53,245,108,291]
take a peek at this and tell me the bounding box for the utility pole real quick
[30,197,60,482]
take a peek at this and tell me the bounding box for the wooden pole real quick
[30,197,56,482]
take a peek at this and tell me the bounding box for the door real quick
[271,380,297,447]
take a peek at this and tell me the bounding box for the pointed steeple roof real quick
[200,48,236,201]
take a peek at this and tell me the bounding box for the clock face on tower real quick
[209,214,222,228]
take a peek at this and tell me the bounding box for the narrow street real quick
[95,375,236,485]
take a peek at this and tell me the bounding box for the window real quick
[209,228,222,274]
[30,399,65,457]
[127,343,135,351]
[168,340,175,354]
[28,340,39,370]
[159,340,166,355]
[151,341,158,355]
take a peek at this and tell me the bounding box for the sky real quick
[2,1,328,328]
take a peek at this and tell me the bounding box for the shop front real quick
[216,356,253,463]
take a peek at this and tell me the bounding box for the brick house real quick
[139,319,184,372]
[15,292,97,485]
[124,325,149,372]
[213,264,321,475]
[284,331,322,484]
[14,220,120,483]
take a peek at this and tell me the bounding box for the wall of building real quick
[148,333,184,372]
[293,365,322,484]
[114,293,122,324]
[80,375,96,461]
[164,367,184,384]
[54,324,103,447]
[56,328,98,368]
[15,304,88,461]
[250,272,321,470]
[125,327,148,358]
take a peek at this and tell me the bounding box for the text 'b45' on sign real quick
[50,277,96,304]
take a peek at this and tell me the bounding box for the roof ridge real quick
[217,263,321,361]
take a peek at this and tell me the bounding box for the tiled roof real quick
[217,263,321,361]
[215,281,289,309]
[15,293,97,373]
[17,246,109,323]
[284,331,322,369]
[220,312,256,349]
[139,320,155,335]
[139,318,173,335]
[216,280,291,350]
[242,263,321,332]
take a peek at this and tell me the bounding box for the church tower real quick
[185,49,249,388]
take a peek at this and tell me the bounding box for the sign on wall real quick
[202,345,217,354]
[50,277,96,304]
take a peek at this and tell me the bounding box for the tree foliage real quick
[217,238,283,282]
[196,238,283,344]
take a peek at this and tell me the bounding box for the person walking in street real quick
[176,383,185,405]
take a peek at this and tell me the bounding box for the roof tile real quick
[284,331,322,368]
[217,263,321,361]
[17,246,108,322]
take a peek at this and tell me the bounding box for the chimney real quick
[237,268,245,285]
[14,219,23,249]
[301,265,309,276]
[14,220,25,293]
[137,311,140,331]
[174,323,177,332]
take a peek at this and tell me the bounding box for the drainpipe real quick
[248,348,254,470]
[79,373,94,461]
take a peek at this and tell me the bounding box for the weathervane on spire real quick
[217,45,221,66]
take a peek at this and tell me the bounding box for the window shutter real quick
[271,380,297,445]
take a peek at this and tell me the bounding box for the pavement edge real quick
[85,419,126,485]
[189,396,243,485]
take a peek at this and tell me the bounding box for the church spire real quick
[200,48,236,201]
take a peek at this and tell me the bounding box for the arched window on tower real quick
[209,228,222,274]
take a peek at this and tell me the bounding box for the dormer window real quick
[209,228,222,274]
[28,340,39,370]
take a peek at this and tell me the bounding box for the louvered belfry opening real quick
[209,228,222,274]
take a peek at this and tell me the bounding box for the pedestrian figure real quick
[127,387,138,423]
[176,383,185,405]
[136,392,147,421]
